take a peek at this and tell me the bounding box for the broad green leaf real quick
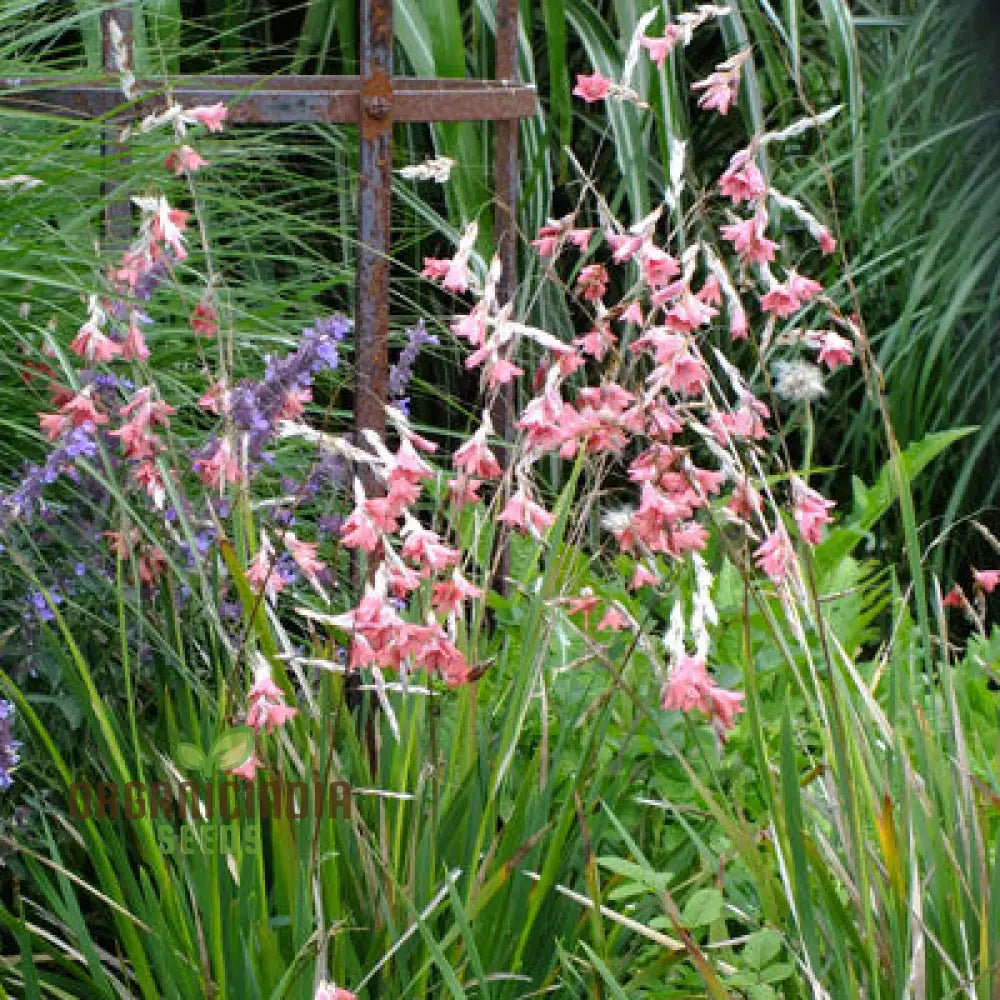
[744,929,782,971]
[680,887,723,928]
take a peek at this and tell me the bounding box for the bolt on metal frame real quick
[3,0,533,456]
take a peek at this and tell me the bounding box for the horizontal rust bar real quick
[0,75,537,124]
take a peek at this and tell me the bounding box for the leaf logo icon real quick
[209,727,255,772]
[174,742,206,773]
[174,726,255,778]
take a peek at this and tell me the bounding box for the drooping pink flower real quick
[165,145,210,175]
[759,285,800,319]
[641,27,683,68]
[190,298,219,338]
[719,151,766,204]
[120,386,175,428]
[38,412,68,441]
[573,71,612,103]
[421,258,450,282]
[661,655,744,736]
[109,419,160,461]
[698,275,722,308]
[815,226,837,255]
[137,546,168,585]
[574,325,616,360]
[531,223,563,257]
[340,505,381,553]
[414,622,472,685]
[640,245,681,288]
[792,478,835,545]
[122,312,151,361]
[754,526,794,585]
[283,532,325,579]
[567,593,600,616]
[606,232,645,264]
[59,391,109,431]
[104,527,140,559]
[691,72,739,115]
[229,753,263,781]
[619,301,644,326]
[70,323,122,363]
[400,522,460,576]
[150,203,190,260]
[391,438,435,486]
[709,406,767,445]
[663,292,717,334]
[442,257,470,295]
[315,983,357,1000]
[941,586,966,609]
[188,102,228,132]
[707,685,745,733]
[198,380,228,415]
[432,570,483,615]
[662,655,712,713]
[449,474,483,507]
[498,488,555,539]
[807,329,854,371]
[134,460,166,507]
[729,305,749,341]
[761,271,823,319]
[247,677,298,734]
[630,563,659,589]
[193,438,243,488]
[786,271,823,304]
[973,569,1000,593]
[720,211,778,265]
[451,307,487,347]
[567,228,593,250]
[387,561,422,599]
[576,264,609,303]
[453,421,503,480]
[484,356,523,390]
[596,606,630,631]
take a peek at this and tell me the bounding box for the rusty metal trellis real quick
[3,0,534,456]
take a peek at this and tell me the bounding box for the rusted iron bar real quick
[0,76,536,124]
[489,0,522,599]
[492,0,520,448]
[354,0,394,461]
[100,4,133,246]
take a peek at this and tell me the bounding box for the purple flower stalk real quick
[0,701,21,790]
[1,425,98,525]
[389,320,439,408]
[225,314,350,461]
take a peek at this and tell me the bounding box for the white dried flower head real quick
[690,552,718,659]
[664,138,687,211]
[663,600,686,663]
[772,360,826,403]
[600,507,634,535]
[108,19,136,99]
[0,174,42,191]
[396,156,457,184]
[759,106,841,147]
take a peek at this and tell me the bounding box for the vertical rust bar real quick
[493,0,519,449]
[101,3,134,247]
[355,0,394,458]
[492,0,520,595]
[352,0,394,766]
